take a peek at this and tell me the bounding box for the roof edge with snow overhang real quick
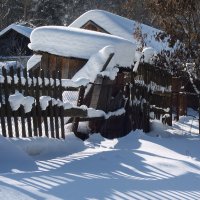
[69,9,173,52]
[0,23,33,38]
[28,26,136,68]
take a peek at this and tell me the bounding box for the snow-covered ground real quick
[0,109,200,200]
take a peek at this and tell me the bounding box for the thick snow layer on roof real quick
[0,23,33,38]
[72,45,115,83]
[69,10,171,52]
[28,26,136,67]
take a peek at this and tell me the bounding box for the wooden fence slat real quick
[23,68,33,137]
[35,70,43,136]
[53,71,60,139]
[41,69,49,137]
[0,79,6,137]
[72,86,85,138]
[0,66,89,139]
[17,67,26,138]
[29,70,38,137]
[2,67,13,137]
[10,67,19,137]
[58,71,65,139]
[47,71,55,138]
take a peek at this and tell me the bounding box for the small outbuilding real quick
[28,26,136,79]
[0,23,33,57]
[69,9,170,52]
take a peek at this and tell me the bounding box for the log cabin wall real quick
[38,52,87,78]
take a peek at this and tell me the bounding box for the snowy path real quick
[0,114,200,200]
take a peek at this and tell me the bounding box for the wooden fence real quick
[0,67,86,139]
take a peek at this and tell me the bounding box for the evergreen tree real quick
[31,0,66,26]
[0,0,10,29]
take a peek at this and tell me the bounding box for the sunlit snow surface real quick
[0,109,200,200]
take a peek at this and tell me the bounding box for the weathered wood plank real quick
[29,70,38,136]
[10,67,19,137]
[2,67,13,137]
[0,79,6,137]
[23,68,33,137]
[47,71,55,138]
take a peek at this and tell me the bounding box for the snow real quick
[69,9,173,52]
[72,45,116,84]
[0,109,200,199]
[0,135,38,173]
[28,26,136,68]
[61,78,89,88]
[0,23,33,38]
[0,61,23,75]
[39,96,52,110]
[8,92,35,113]
[27,54,42,70]
[142,47,157,64]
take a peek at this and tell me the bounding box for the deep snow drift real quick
[0,110,200,200]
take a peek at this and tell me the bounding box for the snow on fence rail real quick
[0,66,87,139]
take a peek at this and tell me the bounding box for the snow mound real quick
[14,132,86,160]
[0,135,38,173]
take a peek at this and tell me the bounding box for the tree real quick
[0,0,33,29]
[145,0,200,63]
[122,0,151,25]
[0,0,10,29]
[31,0,66,26]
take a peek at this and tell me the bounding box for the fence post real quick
[2,67,13,137]
[53,70,60,139]
[29,70,38,137]
[72,86,85,139]
[58,70,65,139]
[41,69,49,137]
[0,72,6,137]
[10,67,19,137]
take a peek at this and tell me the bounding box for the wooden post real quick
[41,69,49,137]
[34,70,42,136]
[47,71,55,138]
[72,86,85,139]
[2,67,13,137]
[53,70,60,139]
[58,70,65,139]
[0,74,6,137]
[23,68,33,137]
[18,67,26,138]
[29,70,38,137]
[10,67,19,137]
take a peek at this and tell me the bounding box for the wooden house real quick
[0,23,33,57]
[28,26,135,79]
[28,25,138,138]
[69,9,168,52]
[70,10,189,120]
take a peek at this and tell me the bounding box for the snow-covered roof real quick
[0,23,33,38]
[69,10,171,52]
[28,26,136,68]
